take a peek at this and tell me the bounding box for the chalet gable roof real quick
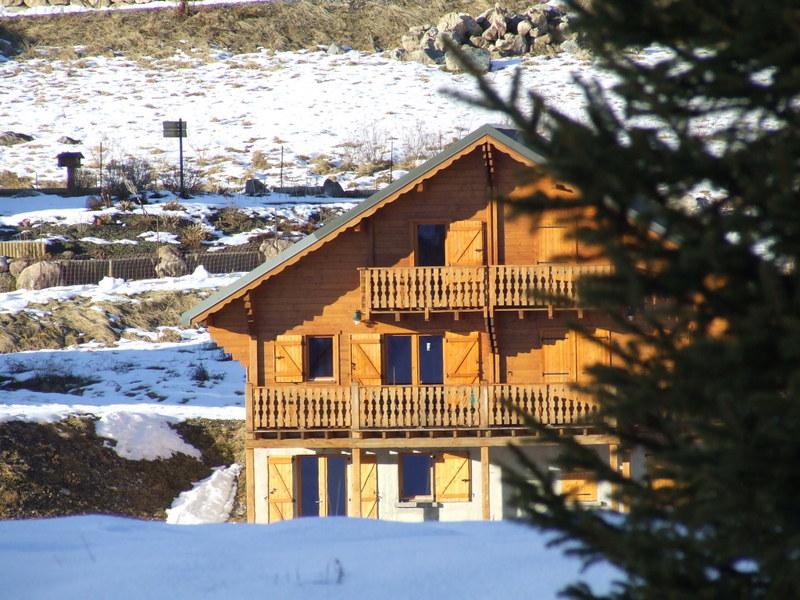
[182,124,544,326]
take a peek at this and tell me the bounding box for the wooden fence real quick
[0,240,48,259]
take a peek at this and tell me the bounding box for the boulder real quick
[0,256,8,273]
[16,262,65,290]
[9,258,30,278]
[322,178,344,197]
[0,131,33,146]
[531,33,554,55]
[418,28,439,52]
[400,32,423,53]
[326,43,347,56]
[469,35,490,49]
[21,0,48,7]
[244,178,266,196]
[0,0,25,7]
[57,136,82,145]
[437,12,482,44]
[495,34,528,57]
[408,48,445,66]
[259,238,293,260]
[444,46,492,74]
[516,19,533,38]
[0,273,15,293]
[155,246,188,278]
[481,6,508,41]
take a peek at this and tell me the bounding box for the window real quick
[399,452,471,502]
[416,224,446,266]
[400,454,433,500]
[307,336,334,380]
[386,335,412,385]
[418,335,443,384]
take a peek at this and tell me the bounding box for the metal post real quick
[389,138,394,184]
[280,145,284,191]
[179,118,186,199]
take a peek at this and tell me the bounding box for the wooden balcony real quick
[359,264,612,315]
[250,384,598,434]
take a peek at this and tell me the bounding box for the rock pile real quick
[391,3,578,72]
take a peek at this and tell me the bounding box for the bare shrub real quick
[251,150,270,170]
[180,223,209,251]
[105,157,154,200]
[160,165,205,197]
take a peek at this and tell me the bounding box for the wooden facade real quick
[185,125,629,523]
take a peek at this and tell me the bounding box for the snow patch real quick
[95,412,202,461]
[166,464,241,524]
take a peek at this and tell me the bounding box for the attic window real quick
[307,336,334,380]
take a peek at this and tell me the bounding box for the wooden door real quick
[434,452,471,502]
[541,331,575,382]
[351,333,382,385]
[267,457,295,522]
[360,455,378,519]
[444,332,480,385]
[577,328,611,383]
[446,220,485,266]
[275,335,303,383]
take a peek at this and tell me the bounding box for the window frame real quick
[304,334,338,383]
[398,451,472,503]
[399,452,434,502]
[412,221,448,267]
[383,333,445,386]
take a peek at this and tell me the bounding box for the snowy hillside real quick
[0,45,598,190]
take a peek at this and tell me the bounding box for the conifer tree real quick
[455,1,800,597]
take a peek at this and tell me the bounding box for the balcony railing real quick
[250,384,598,433]
[359,264,612,314]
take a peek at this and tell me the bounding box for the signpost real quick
[162,119,188,198]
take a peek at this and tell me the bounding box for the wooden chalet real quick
[183,124,637,523]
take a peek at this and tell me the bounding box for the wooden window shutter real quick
[577,328,611,383]
[267,457,295,522]
[444,332,480,385]
[350,333,382,385]
[275,335,303,383]
[434,452,471,502]
[360,455,379,519]
[536,224,577,263]
[541,331,575,382]
[446,220,485,266]
[560,472,597,503]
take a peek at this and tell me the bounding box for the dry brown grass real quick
[4,0,531,60]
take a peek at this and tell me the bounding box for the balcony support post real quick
[481,445,491,520]
[350,383,360,433]
[350,447,362,517]
[480,385,490,429]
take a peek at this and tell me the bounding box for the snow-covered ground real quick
[0,45,598,190]
[0,515,618,599]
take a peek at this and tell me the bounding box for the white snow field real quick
[0,45,599,190]
[0,515,618,599]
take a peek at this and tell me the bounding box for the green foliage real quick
[457,1,800,597]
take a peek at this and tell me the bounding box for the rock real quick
[0,272,14,293]
[418,27,439,52]
[408,48,445,66]
[322,178,344,197]
[57,136,82,145]
[16,262,65,290]
[155,246,188,278]
[469,35,490,49]
[437,12,482,44]
[444,45,492,73]
[0,132,33,146]
[50,0,69,5]
[495,34,528,57]
[0,256,8,273]
[531,33,554,55]
[0,0,24,7]
[9,258,30,278]
[21,0,47,6]
[516,19,533,38]
[400,32,423,53]
[389,48,407,61]
[326,43,347,56]
[560,39,581,54]
[259,238,293,260]
[244,178,266,196]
